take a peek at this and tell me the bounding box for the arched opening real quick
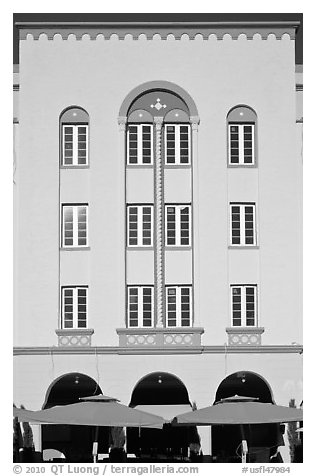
[127,372,199,461]
[60,106,89,167]
[212,371,284,463]
[227,105,257,166]
[215,371,274,404]
[42,373,109,462]
[125,89,191,167]
[119,80,199,118]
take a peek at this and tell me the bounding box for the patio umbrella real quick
[172,395,303,463]
[173,395,303,426]
[14,395,166,462]
[13,394,165,428]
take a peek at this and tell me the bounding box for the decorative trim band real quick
[15,21,299,41]
[117,327,205,335]
[13,344,303,356]
[55,328,94,347]
[55,328,95,336]
[226,327,265,334]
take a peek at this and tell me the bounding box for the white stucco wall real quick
[15,34,301,348]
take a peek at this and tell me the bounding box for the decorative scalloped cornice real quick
[13,344,303,356]
[15,21,299,41]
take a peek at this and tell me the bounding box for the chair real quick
[42,449,66,462]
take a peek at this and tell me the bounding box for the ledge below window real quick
[55,329,94,347]
[116,327,204,347]
[226,327,264,346]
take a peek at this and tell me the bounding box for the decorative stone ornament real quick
[150,98,167,111]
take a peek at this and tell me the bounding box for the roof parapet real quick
[15,21,300,41]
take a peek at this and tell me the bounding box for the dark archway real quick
[130,372,190,406]
[42,373,109,462]
[127,372,198,461]
[215,371,274,404]
[212,371,284,463]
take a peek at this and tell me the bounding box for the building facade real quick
[13,21,303,462]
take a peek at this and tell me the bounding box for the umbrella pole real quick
[240,425,248,463]
[92,426,99,463]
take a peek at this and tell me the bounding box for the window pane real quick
[77,207,87,245]
[180,207,190,245]
[166,207,176,245]
[230,125,239,163]
[231,206,240,244]
[128,288,138,326]
[63,208,73,245]
[181,288,191,326]
[142,288,152,326]
[128,207,138,246]
[166,126,176,163]
[142,207,152,246]
[128,126,138,164]
[142,126,152,164]
[180,126,189,164]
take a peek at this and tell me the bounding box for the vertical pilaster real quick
[190,116,200,326]
[154,117,164,327]
[118,116,127,327]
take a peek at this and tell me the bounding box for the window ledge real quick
[227,164,257,168]
[164,164,191,169]
[117,327,204,347]
[56,328,94,347]
[226,327,264,346]
[126,165,153,169]
[165,246,192,251]
[60,165,90,170]
[60,246,91,251]
[126,247,154,251]
[228,245,259,250]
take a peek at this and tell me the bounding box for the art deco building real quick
[13,20,303,462]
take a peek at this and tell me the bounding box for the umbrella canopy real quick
[13,394,165,428]
[134,404,192,422]
[173,395,303,426]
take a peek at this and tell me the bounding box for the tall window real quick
[60,107,89,166]
[231,285,257,327]
[228,106,256,166]
[165,124,191,164]
[127,124,153,165]
[62,204,88,247]
[61,286,88,329]
[165,205,191,246]
[166,286,192,327]
[230,203,257,246]
[127,286,154,327]
[127,205,153,247]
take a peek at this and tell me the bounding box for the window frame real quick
[165,204,192,247]
[61,286,88,329]
[230,284,258,327]
[165,285,193,328]
[61,204,89,248]
[61,124,89,167]
[127,124,153,165]
[127,204,154,247]
[164,123,191,165]
[230,203,257,246]
[127,285,154,328]
[228,123,255,166]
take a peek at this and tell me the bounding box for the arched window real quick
[60,107,89,166]
[227,106,257,166]
[126,89,191,166]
